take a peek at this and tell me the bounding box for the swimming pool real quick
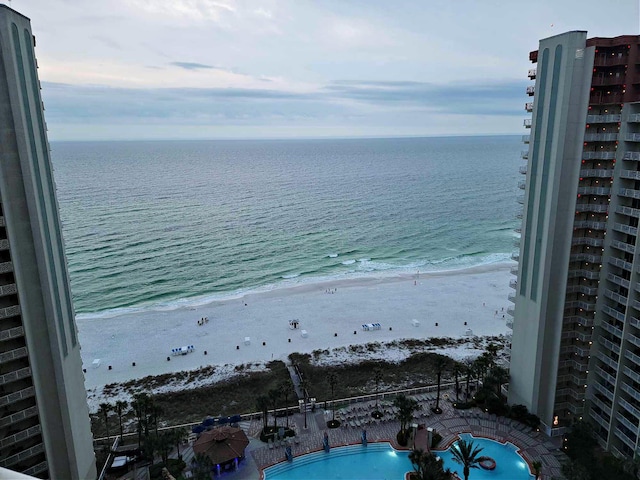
[263,435,534,480]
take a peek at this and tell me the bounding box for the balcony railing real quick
[584,151,616,160]
[568,269,600,280]
[519,165,527,174]
[623,151,640,161]
[0,386,35,408]
[572,236,604,247]
[517,180,526,190]
[593,55,629,66]
[625,133,640,142]
[611,239,635,255]
[522,135,530,144]
[0,283,17,297]
[573,220,606,230]
[618,187,640,199]
[584,132,619,142]
[579,169,614,178]
[0,262,13,274]
[565,284,598,295]
[523,118,531,128]
[0,424,41,449]
[521,150,529,160]
[612,222,638,236]
[620,170,640,180]
[517,196,525,204]
[526,85,535,96]
[577,186,610,196]
[589,93,624,104]
[602,304,625,323]
[575,203,608,213]
[524,102,533,112]
[616,205,640,219]
[600,320,624,339]
[0,305,21,320]
[586,114,622,123]
[0,347,28,365]
[0,326,24,343]
[528,68,536,79]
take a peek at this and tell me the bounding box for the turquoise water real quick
[263,435,534,480]
[51,136,520,317]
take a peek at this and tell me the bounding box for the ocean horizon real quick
[51,135,521,319]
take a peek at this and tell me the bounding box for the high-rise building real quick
[0,6,96,479]
[509,30,640,456]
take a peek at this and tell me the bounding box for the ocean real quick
[50,136,520,318]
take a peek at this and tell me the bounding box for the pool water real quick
[263,435,534,480]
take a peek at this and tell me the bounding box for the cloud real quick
[170,62,216,71]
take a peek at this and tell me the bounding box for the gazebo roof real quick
[193,426,249,465]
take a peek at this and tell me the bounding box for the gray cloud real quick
[170,62,217,70]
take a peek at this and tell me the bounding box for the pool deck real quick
[169,389,566,480]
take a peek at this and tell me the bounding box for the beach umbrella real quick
[192,425,205,434]
[192,426,249,465]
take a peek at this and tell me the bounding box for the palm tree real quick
[486,366,510,397]
[114,400,128,439]
[451,438,484,480]
[192,452,214,480]
[98,403,112,441]
[409,449,452,480]
[172,427,187,460]
[268,388,280,430]
[452,363,463,403]
[328,373,338,423]
[373,369,383,417]
[432,355,448,414]
[485,342,500,368]
[464,358,474,401]
[532,460,542,480]
[256,395,270,431]
[393,394,418,445]
[154,431,173,465]
[280,379,293,428]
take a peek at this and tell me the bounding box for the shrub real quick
[149,458,186,479]
[431,432,442,449]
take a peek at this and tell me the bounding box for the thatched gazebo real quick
[193,426,249,470]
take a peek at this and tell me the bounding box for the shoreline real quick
[78,261,514,395]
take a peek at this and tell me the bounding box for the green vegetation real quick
[450,438,484,480]
[409,449,452,480]
[393,394,418,446]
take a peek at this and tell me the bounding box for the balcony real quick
[0,347,29,365]
[577,186,610,196]
[0,405,39,429]
[0,305,21,320]
[623,151,640,161]
[590,408,611,430]
[597,335,621,355]
[620,169,640,180]
[528,68,536,79]
[0,261,13,274]
[524,102,533,113]
[0,386,35,408]
[619,395,640,420]
[517,180,526,190]
[628,332,640,348]
[614,425,638,451]
[592,381,615,402]
[0,326,24,342]
[567,269,600,280]
[572,236,604,247]
[602,304,625,322]
[509,279,517,289]
[619,187,640,200]
[590,393,612,417]
[584,133,619,142]
[565,300,596,311]
[522,135,530,144]
[607,272,631,289]
[526,85,535,96]
[0,240,8,251]
[517,196,525,204]
[0,367,31,385]
[596,350,619,370]
[592,76,625,86]
[584,151,616,160]
[616,205,640,219]
[575,203,608,213]
[0,424,41,449]
[573,220,607,230]
[506,318,514,329]
[569,252,602,263]
[609,256,633,272]
[565,284,598,295]
[600,320,624,339]
[625,133,640,142]
[507,306,515,317]
[565,314,595,327]
[519,165,527,174]
[579,169,614,178]
[511,252,519,262]
[0,283,17,297]
[510,266,519,276]
[612,222,638,236]
[625,349,640,367]
[523,118,531,128]
[1,442,44,468]
[623,365,640,384]
[586,114,622,123]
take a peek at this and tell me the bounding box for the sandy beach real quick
[77,262,514,391]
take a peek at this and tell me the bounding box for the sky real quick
[5,0,640,140]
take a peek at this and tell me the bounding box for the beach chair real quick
[268,439,274,449]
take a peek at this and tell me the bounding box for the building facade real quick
[0,6,96,479]
[509,30,640,457]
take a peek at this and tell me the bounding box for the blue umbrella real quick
[192,425,205,434]
[203,417,215,427]
[218,417,228,425]
[230,414,241,425]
